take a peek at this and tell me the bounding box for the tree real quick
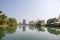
[8,18,17,26]
[0,11,7,25]
[47,18,58,24]
[0,11,2,13]
[35,20,44,26]
[0,11,17,28]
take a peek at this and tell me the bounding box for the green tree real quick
[0,11,2,13]
[0,11,7,25]
[0,11,17,28]
[35,20,44,26]
[8,18,17,26]
[47,18,58,24]
[47,18,58,26]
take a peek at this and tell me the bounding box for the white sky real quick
[0,0,60,23]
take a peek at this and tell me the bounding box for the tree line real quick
[0,11,17,27]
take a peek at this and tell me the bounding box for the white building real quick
[58,14,60,23]
[23,19,26,24]
[29,21,35,25]
[54,15,60,24]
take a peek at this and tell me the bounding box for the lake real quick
[0,25,60,40]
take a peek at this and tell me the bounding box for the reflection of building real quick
[19,22,21,25]
[29,21,35,25]
[19,25,26,32]
[29,25,34,30]
[23,19,26,24]
[22,25,26,32]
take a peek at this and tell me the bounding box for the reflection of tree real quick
[35,26,45,32]
[6,26,17,34]
[0,27,5,39]
[47,27,60,35]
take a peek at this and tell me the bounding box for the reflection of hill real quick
[6,26,17,34]
[47,27,60,35]
[0,27,5,40]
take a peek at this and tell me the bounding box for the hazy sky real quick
[0,0,60,23]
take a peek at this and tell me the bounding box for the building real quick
[55,15,60,24]
[19,22,21,25]
[47,15,60,26]
[58,14,60,23]
[23,19,26,24]
[29,21,35,25]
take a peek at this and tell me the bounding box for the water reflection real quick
[19,25,26,32]
[29,25,34,31]
[0,27,5,40]
[19,25,60,35]
[19,25,45,32]
[47,27,60,35]
[6,26,17,34]
[22,25,26,32]
[0,25,17,40]
[0,25,60,40]
[35,26,45,32]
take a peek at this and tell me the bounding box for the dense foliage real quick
[47,18,60,26]
[47,18,58,24]
[0,11,17,27]
[35,20,44,26]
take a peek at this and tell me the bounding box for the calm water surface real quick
[0,25,60,40]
